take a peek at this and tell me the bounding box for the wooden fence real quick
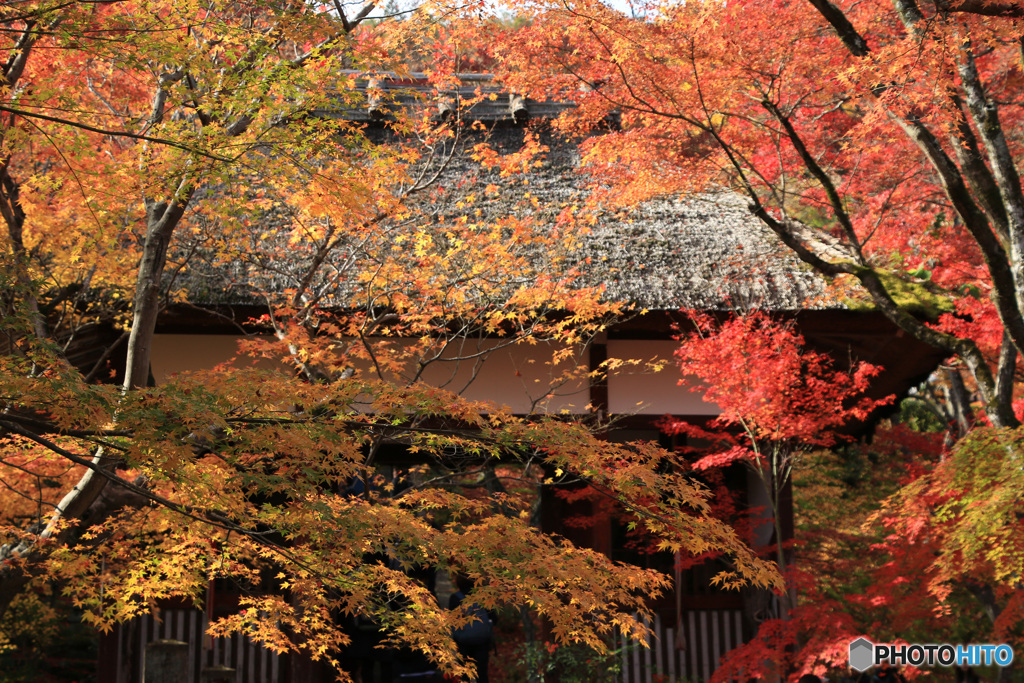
[618,610,746,683]
[109,608,284,683]
[106,606,743,683]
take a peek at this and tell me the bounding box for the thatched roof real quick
[578,192,827,310]
[175,83,831,313]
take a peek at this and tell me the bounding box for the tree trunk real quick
[0,185,191,619]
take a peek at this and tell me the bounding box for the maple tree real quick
[0,0,784,677]
[483,0,1024,676]
[491,0,1024,425]
[660,311,889,617]
[522,310,895,680]
[705,419,1024,681]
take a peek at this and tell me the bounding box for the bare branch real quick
[0,103,233,161]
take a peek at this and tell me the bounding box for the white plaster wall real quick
[152,335,721,416]
[605,339,720,416]
[150,334,284,383]
[409,339,590,414]
[150,335,589,414]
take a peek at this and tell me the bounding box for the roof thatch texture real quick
[580,192,829,310]
[173,116,832,313]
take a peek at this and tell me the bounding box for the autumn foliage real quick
[658,312,890,632]
[0,0,790,678]
[9,0,1024,677]
[661,311,887,453]
[491,0,1024,420]
[474,0,1024,676]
